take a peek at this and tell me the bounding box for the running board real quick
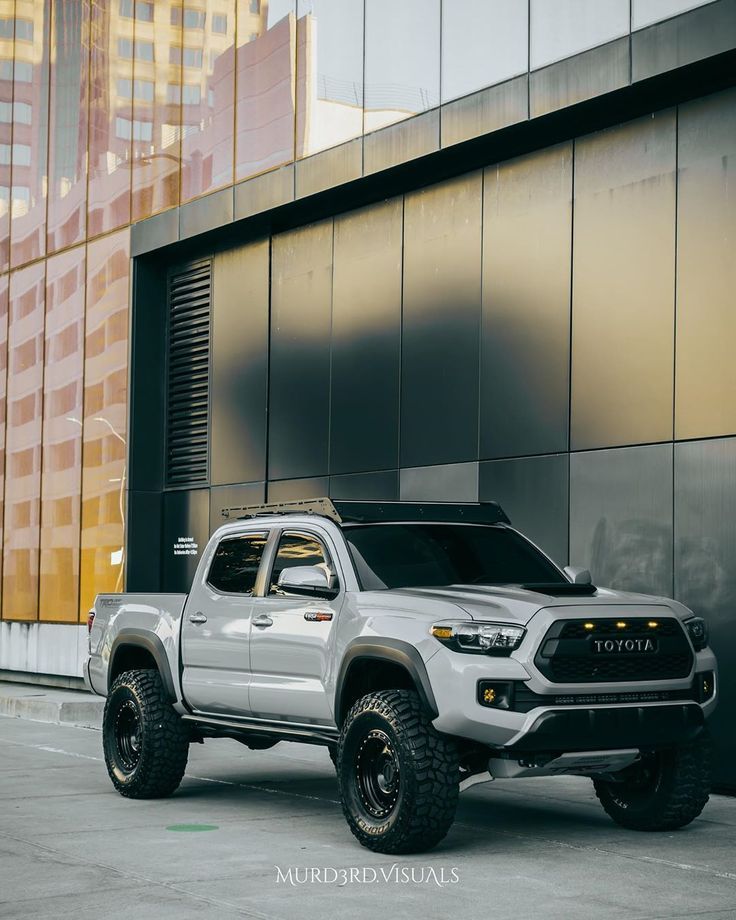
[182,713,339,746]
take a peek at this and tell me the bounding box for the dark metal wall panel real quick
[295,139,363,200]
[479,454,569,565]
[530,37,630,119]
[632,0,736,81]
[128,257,168,492]
[209,482,266,535]
[569,444,674,596]
[400,462,479,502]
[363,110,440,177]
[401,173,482,468]
[571,111,676,451]
[674,437,736,788]
[269,220,333,480]
[675,88,736,441]
[330,199,402,475]
[161,488,211,593]
[210,241,270,486]
[481,144,572,459]
[125,491,162,592]
[329,470,399,501]
[267,478,330,502]
[440,76,528,149]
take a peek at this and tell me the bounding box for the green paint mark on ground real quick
[166,824,219,832]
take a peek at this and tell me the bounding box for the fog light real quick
[477,681,512,710]
[695,671,715,703]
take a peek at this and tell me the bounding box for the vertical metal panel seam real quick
[672,104,680,597]
[567,137,576,565]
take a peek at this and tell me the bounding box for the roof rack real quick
[220,497,510,526]
[221,497,342,523]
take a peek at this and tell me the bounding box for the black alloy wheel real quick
[337,689,458,854]
[355,728,401,820]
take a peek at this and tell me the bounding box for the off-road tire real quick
[337,689,458,854]
[594,730,712,831]
[103,669,189,798]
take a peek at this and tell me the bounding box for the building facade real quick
[0,0,735,784]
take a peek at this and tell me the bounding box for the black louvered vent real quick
[166,262,211,486]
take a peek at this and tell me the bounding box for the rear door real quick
[248,528,343,725]
[180,529,269,716]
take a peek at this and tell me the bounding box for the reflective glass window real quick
[39,247,85,622]
[2,263,45,620]
[10,0,50,268]
[0,276,8,594]
[207,533,267,594]
[89,0,133,236]
[0,1,12,271]
[364,0,440,133]
[530,0,629,70]
[268,532,330,594]
[80,230,130,617]
[131,1,182,222]
[47,0,90,254]
[296,0,363,159]
[235,0,296,181]
[632,0,713,28]
[441,0,528,103]
[180,0,235,202]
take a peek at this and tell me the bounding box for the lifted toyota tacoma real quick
[86,498,716,854]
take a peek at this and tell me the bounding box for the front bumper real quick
[425,641,717,749]
[504,702,704,753]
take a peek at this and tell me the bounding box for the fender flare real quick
[108,630,177,702]
[334,637,439,727]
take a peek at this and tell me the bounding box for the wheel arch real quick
[335,638,439,727]
[108,631,177,702]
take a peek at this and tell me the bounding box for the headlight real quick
[431,621,525,656]
[685,617,709,651]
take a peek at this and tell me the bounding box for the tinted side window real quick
[207,533,267,594]
[269,532,330,595]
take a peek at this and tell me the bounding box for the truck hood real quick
[387,584,679,626]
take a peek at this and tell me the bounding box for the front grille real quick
[535,617,693,683]
[560,618,680,639]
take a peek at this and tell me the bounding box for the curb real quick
[0,689,104,730]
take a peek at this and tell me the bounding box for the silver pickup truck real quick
[86,498,716,854]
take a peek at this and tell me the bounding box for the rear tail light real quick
[87,611,95,633]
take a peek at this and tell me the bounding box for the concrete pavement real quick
[1,710,736,920]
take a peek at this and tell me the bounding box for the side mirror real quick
[564,565,592,585]
[277,565,338,599]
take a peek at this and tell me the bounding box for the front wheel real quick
[103,669,190,798]
[594,730,712,831]
[337,689,458,854]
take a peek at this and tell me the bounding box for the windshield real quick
[344,523,565,591]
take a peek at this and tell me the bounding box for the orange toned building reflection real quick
[79,229,129,618]
[2,262,45,620]
[39,245,85,623]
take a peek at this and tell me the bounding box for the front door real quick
[248,529,342,725]
[180,530,268,716]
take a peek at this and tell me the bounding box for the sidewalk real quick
[0,680,104,729]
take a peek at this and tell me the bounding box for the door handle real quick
[189,612,207,625]
[252,614,273,629]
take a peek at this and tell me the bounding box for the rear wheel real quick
[103,669,189,798]
[594,730,712,831]
[337,689,458,854]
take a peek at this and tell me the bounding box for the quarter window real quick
[269,532,332,595]
[207,533,267,594]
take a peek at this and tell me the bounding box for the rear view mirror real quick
[564,565,592,585]
[278,565,338,599]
